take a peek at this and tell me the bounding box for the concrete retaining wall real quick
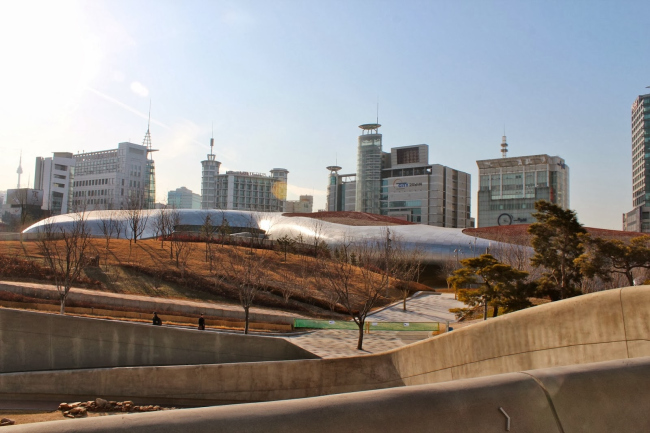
[7,357,650,433]
[0,308,318,374]
[2,286,649,406]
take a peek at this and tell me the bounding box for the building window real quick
[397,147,419,165]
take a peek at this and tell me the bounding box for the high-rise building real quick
[70,142,154,211]
[326,166,356,212]
[327,141,473,227]
[34,152,75,215]
[623,94,650,232]
[201,136,221,210]
[355,123,383,214]
[476,136,569,227]
[168,187,201,210]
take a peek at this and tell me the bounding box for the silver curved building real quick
[23,210,507,264]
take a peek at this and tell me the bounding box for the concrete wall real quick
[2,286,649,406]
[8,357,650,433]
[0,308,318,374]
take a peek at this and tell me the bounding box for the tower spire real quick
[500,130,508,158]
[16,151,23,188]
[142,100,152,157]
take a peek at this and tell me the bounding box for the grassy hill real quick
[0,238,432,318]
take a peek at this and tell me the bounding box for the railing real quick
[294,319,440,332]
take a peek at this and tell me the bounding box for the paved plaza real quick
[284,292,466,358]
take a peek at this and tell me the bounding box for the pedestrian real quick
[198,313,205,330]
[152,312,162,326]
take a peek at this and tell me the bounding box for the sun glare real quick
[0,1,100,127]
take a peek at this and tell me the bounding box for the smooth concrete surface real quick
[6,357,650,433]
[2,286,649,406]
[0,308,318,374]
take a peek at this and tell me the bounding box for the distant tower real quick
[326,165,342,212]
[16,151,23,188]
[201,129,221,209]
[355,123,382,214]
[143,103,158,209]
[501,134,508,158]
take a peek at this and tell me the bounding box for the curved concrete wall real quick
[7,357,650,433]
[0,308,318,374]
[2,286,649,406]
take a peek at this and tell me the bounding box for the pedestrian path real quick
[284,292,466,358]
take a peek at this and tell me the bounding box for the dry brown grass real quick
[0,238,428,317]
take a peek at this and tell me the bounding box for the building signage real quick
[393,179,423,188]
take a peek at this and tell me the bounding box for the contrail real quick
[85,86,171,130]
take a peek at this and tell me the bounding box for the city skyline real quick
[1,0,650,229]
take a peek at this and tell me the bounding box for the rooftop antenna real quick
[16,151,23,188]
[142,100,152,155]
[501,127,508,158]
[210,122,214,156]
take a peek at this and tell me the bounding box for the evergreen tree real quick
[447,254,530,320]
[529,200,586,301]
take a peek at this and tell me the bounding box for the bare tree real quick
[97,212,117,250]
[219,247,268,334]
[201,212,218,262]
[318,238,389,350]
[37,212,92,314]
[391,245,424,312]
[151,207,168,248]
[125,193,149,245]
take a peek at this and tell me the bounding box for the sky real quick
[1,0,649,229]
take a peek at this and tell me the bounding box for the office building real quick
[34,152,75,215]
[476,136,569,227]
[356,123,383,214]
[200,136,288,212]
[327,139,473,227]
[168,187,201,210]
[285,195,313,213]
[1,188,44,223]
[71,142,154,210]
[213,169,288,212]
[623,94,650,232]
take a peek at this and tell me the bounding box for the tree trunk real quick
[59,292,67,315]
[626,271,634,286]
[357,321,364,350]
[492,304,499,318]
[403,295,407,312]
[483,298,488,321]
[244,306,250,334]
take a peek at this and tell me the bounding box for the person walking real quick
[198,313,205,330]
[152,312,162,326]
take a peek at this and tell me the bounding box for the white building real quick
[34,152,75,215]
[215,169,288,212]
[71,142,153,210]
[200,136,289,212]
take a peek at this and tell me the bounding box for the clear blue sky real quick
[1,0,649,229]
